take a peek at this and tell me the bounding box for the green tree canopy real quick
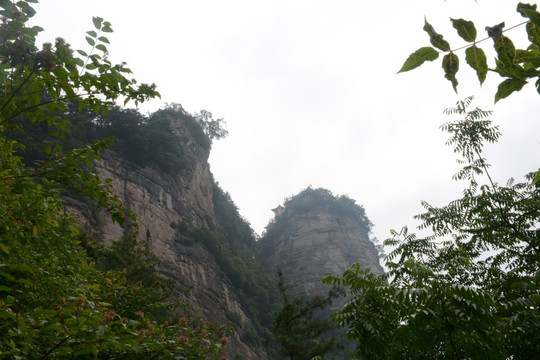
[324,97,540,359]
[0,1,231,358]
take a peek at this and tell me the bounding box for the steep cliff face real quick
[258,188,384,300]
[66,109,383,359]
[71,114,268,359]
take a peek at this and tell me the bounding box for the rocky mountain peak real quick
[258,187,384,299]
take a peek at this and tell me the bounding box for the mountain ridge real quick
[63,107,384,359]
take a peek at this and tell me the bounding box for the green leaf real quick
[17,317,26,332]
[92,16,103,29]
[96,44,108,53]
[0,308,15,319]
[533,169,540,185]
[0,271,15,281]
[424,18,451,51]
[17,1,36,17]
[86,30,97,38]
[0,243,9,254]
[495,35,516,69]
[102,22,113,33]
[0,0,16,18]
[517,2,537,17]
[76,49,88,57]
[521,8,540,28]
[465,45,487,85]
[515,49,540,68]
[398,47,440,73]
[85,36,95,46]
[98,36,110,44]
[451,18,476,42]
[442,52,459,92]
[494,78,527,103]
[526,22,540,47]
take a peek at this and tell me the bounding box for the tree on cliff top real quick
[262,188,372,237]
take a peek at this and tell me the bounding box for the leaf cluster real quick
[399,3,540,102]
[0,1,232,358]
[324,98,540,359]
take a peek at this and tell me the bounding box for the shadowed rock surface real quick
[258,188,384,300]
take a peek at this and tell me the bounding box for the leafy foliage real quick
[180,183,280,345]
[272,270,344,360]
[0,1,232,358]
[323,98,540,359]
[399,2,540,102]
[151,103,228,151]
[9,102,226,177]
[92,105,189,175]
[0,176,231,358]
[194,109,229,142]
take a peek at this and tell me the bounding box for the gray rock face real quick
[257,193,384,359]
[259,199,384,300]
[70,115,267,359]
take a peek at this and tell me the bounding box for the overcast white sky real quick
[34,1,539,241]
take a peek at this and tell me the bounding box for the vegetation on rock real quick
[258,187,373,259]
[9,101,227,177]
[181,183,280,346]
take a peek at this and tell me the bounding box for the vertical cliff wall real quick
[70,113,268,360]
